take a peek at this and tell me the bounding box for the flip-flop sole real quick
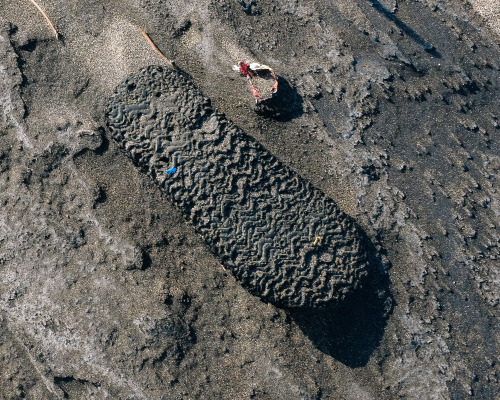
[106,66,369,308]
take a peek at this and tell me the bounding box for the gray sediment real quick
[107,66,369,308]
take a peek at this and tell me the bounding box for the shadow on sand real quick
[288,233,393,368]
[368,0,441,57]
[255,76,304,122]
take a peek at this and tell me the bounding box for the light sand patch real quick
[84,18,162,93]
[469,0,500,37]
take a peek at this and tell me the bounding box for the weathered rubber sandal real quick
[106,66,369,308]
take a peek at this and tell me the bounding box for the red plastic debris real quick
[233,61,279,103]
[237,61,254,78]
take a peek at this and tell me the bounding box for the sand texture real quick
[107,65,372,308]
[0,0,499,399]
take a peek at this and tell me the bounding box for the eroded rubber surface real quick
[106,66,369,308]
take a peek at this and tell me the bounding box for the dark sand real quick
[0,0,499,398]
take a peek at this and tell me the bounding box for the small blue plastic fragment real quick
[165,167,177,175]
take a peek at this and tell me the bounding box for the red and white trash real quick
[233,61,279,103]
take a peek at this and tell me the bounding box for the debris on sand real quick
[233,61,278,103]
[27,0,59,39]
[108,66,370,308]
[139,28,176,70]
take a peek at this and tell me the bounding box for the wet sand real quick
[1,0,499,398]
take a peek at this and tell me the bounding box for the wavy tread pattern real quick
[106,66,369,308]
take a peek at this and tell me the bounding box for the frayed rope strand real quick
[139,28,176,70]
[27,0,59,39]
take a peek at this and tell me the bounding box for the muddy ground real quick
[0,0,499,399]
